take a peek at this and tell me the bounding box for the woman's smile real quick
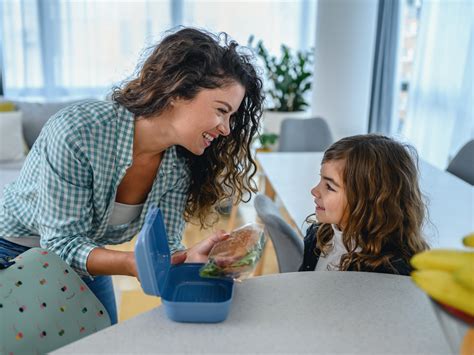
[202,132,216,148]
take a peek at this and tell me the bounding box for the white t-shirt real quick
[315,224,361,271]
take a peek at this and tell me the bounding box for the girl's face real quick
[311,159,348,229]
[170,82,245,155]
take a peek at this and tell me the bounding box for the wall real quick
[311,0,378,140]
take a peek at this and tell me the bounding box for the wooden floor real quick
[109,194,282,322]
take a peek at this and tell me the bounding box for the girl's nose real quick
[311,185,320,198]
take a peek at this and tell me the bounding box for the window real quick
[398,0,473,168]
[395,0,422,135]
[1,0,172,98]
[1,0,316,100]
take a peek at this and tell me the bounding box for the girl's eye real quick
[326,183,335,192]
[218,108,228,115]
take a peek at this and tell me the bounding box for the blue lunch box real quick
[135,207,234,323]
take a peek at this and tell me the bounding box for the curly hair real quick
[313,134,429,272]
[111,27,264,227]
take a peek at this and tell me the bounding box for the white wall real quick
[311,0,378,140]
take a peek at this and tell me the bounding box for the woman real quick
[0,28,264,324]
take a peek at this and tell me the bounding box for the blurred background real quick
[1,0,472,168]
[0,0,472,322]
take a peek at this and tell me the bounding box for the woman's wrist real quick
[125,251,138,277]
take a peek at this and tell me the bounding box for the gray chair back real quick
[446,140,474,185]
[254,194,304,273]
[278,117,333,152]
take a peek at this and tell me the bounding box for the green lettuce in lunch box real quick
[199,223,266,280]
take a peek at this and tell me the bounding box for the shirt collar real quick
[161,145,177,174]
[331,224,344,245]
[331,224,361,252]
[115,103,135,167]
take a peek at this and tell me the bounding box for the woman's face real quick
[170,82,245,155]
[311,159,348,229]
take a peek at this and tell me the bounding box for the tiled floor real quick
[109,195,280,322]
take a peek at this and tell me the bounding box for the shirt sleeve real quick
[159,173,189,254]
[35,117,100,277]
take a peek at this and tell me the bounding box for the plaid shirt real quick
[0,100,190,277]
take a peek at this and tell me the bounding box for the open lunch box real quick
[135,207,235,323]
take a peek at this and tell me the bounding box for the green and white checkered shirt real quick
[0,100,190,276]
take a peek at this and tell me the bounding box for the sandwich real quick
[199,223,265,279]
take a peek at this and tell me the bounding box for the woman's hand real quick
[171,250,187,264]
[184,230,229,263]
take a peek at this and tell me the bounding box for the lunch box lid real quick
[135,207,170,297]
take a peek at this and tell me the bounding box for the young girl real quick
[299,134,429,275]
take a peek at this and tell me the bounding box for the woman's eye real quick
[326,184,335,191]
[218,108,228,115]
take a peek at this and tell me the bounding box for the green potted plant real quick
[249,36,314,146]
[257,133,278,151]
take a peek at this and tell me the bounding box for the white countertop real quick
[54,272,450,354]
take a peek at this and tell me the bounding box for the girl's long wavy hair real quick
[313,134,429,272]
[112,28,264,227]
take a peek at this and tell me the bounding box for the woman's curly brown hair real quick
[112,27,264,227]
[314,134,429,272]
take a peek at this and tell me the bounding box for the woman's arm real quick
[87,248,136,276]
[86,248,187,278]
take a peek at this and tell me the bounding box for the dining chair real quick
[278,117,333,152]
[254,194,304,273]
[446,139,474,185]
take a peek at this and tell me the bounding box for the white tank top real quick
[108,201,144,226]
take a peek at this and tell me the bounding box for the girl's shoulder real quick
[299,223,321,272]
[385,257,412,276]
[353,257,412,276]
[304,223,320,241]
[302,223,321,251]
